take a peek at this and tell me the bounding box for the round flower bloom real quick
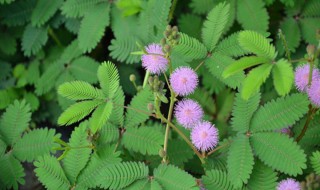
[307,79,320,107]
[174,99,204,129]
[191,121,219,151]
[170,67,198,96]
[277,178,301,190]
[294,64,320,92]
[141,44,168,74]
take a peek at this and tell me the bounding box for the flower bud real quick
[147,103,154,111]
[159,148,166,158]
[129,74,136,82]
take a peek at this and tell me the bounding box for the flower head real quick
[277,178,301,190]
[307,79,320,107]
[174,99,204,129]
[294,64,320,92]
[191,121,219,151]
[170,67,198,96]
[142,44,168,74]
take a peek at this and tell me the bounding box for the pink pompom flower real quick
[191,121,219,151]
[307,79,320,107]
[294,64,320,92]
[170,67,198,96]
[277,178,301,190]
[141,44,168,74]
[174,99,204,129]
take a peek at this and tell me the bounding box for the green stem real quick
[278,29,291,62]
[142,71,150,88]
[168,0,178,22]
[48,27,63,47]
[296,105,318,142]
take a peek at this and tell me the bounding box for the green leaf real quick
[94,162,149,190]
[69,56,99,84]
[301,0,320,17]
[241,63,273,100]
[0,138,6,157]
[61,0,105,18]
[202,2,230,51]
[98,61,120,98]
[124,86,154,128]
[96,123,119,146]
[58,81,104,101]
[109,87,125,127]
[272,59,294,96]
[189,0,215,14]
[167,139,194,166]
[215,32,249,57]
[174,32,207,60]
[124,178,163,190]
[78,3,110,53]
[31,0,63,27]
[231,92,260,132]
[300,18,320,45]
[0,0,35,26]
[58,100,103,126]
[246,160,278,190]
[154,164,198,190]
[0,100,31,146]
[227,135,254,188]
[236,0,269,33]
[22,24,48,57]
[310,151,320,175]
[0,32,17,55]
[13,128,60,162]
[223,56,270,78]
[251,132,307,175]
[63,123,91,184]
[89,101,113,134]
[178,14,202,40]
[0,154,25,190]
[122,127,164,155]
[251,93,309,132]
[202,169,234,190]
[34,155,70,190]
[205,53,245,89]
[60,39,83,63]
[276,18,301,55]
[238,30,276,60]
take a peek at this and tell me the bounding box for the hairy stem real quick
[296,105,318,142]
[168,0,178,22]
[48,27,63,47]
[278,29,291,62]
[162,91,175,163]
[142,71,150,88]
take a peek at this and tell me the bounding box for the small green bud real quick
[159,148,166,158]
[164,30,171,37]
[148,76,154,85]
[129,74,136,82]
[166,25,172,31]
[172,26,178,32]
[307,45,315,57]
[160,38,166,46]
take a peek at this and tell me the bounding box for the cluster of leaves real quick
[0,0,320,189]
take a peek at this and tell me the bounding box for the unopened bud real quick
[148,76,154,85]
[147,103,154,111]
[160,38,166,46]
[129,74,136,82]
[307,45,315,56]
[172,26,178,32]
[164,44,171,53]
[164,30,171,38]
[159,148,166,158]
[166,25,172,31]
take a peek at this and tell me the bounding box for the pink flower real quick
[170,67,198,96]
[307,79,320,107]
[141,44,168,74]
[294,64,319,92]
[191,121,219,151]
[277,178,301,190]
[174,99,204,129]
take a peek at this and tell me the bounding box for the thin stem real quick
[168,0,178,22]
[131,80,138,91]
[195,60,205,72]
[278,29,291,62]
[207,141,231,156]
[142,71,150,88]
[296,105,318,142]
[48,27,63,47]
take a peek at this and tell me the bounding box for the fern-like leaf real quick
[31,0,63,27]
[0,0,35,26]
[223,56,270,78]
[124,178,163,190]
[227,134,254,188]
[246,160,278,190]
[215,32,250,57]
[174,32,207,60]
[12,128,60,162]
[238,30,276,60]
[250,132,307,175]
[61,0,105,18]
[272,59,294,96]
[154,164,198,190]
[300,18,320,45]
[0,100,31,146]
[250,93,309,132]
[96,123,119,147]
[310,151,320,175]
[189,0,215,14]
[69,56,99,84]
[276,18,301,55]
[34,155,70,190]
[237,0,269,33]
[63,123,91,184]
[58,100,103,126]
[60,39,83,63]
[122,127,164,155]
[78,3,110,53]
[108,37,141,64]
[91,162,148,190]
[201,2,230,51]
[241,63,273,100]
[89,101,113,134]
[205,53,245,89]
[22,24,48,57]
[301,0,320,17]
[202,169,234,190]
[0,154,25,190]
[124,86,154,128]
[58,81,104,101]
[178,14,202,40]
[231,92,260,132]
[167,139,194,166]
[109,87,125,127]
[98,61,120,98]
